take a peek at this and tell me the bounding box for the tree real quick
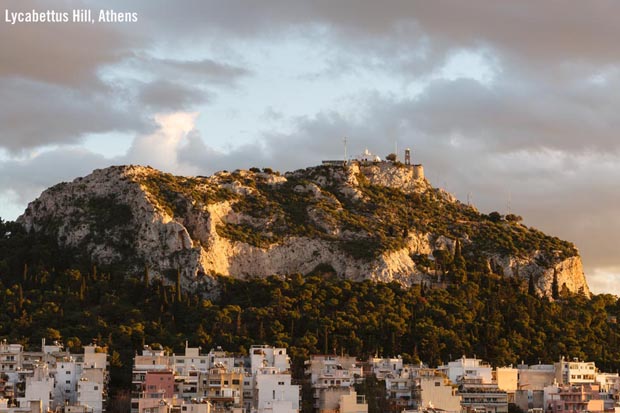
[176,269,182,303]
[488,211,503,222]
[386,153,397,162]
[552,270,560,300]
[505,214,523,223]
[452,239,467,284]
[528,274,536,296]
[144,264,150,289]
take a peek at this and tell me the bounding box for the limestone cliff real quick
[17,163,590,296]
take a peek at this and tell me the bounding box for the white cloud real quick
[125,112,201,175]
[587,267,620,296]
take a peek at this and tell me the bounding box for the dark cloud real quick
[138,80,211,111]
[152,58,250,85]
[0,0,140,88]
[387,75,620,154]
[0,78,146,152]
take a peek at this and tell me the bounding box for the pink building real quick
[145,371,175,398]
[546,384,604,413]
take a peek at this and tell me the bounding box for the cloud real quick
[0,78,147,152]
[0,148,111,209]
[138,80,211,111]
[0,0,140,88]
[166,88,620,294]
[125,112,201,174]
[141,57,251,86]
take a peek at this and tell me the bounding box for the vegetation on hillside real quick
[0,217,617,406]
[134,166,577,262]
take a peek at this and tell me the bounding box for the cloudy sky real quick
[2,1,619,294]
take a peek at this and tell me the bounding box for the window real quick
[233,379,240,385]
[66,380,71,384]
[278,381,284,385]
[435,382,441,387]
[94,386,98,390]
[66,371,71,374]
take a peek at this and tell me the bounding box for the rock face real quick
[17,163,590,296]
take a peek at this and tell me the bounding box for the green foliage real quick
[0,166,591,407]
[0,216,620,404]
[127,166,579,264]
[140,172,235,216]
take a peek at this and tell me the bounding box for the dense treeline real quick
[1,217,620,399]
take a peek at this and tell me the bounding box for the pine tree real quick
[528,274,536,296]
[452,239,467,283]
[552,269,560,300]
[176,268,182,303]
[144,264,150,289]
[17,283,24,310]
[79,278,86,301]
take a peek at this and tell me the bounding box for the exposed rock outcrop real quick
[17,163,590,296]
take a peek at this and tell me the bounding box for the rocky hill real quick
[17,162,590,296]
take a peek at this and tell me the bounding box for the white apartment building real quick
[250,346,290,375]
[369,356,403,379]
[0,341,108,413]
[305,355,364,413]
[253,367,300,413]
[554,357,596,385]
[418,369,461,413]
[438,356,493,384]
[18,364,53,413]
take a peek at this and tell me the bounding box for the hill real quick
[0,163,619,404]
[17,162,588,296]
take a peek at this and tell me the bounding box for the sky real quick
[1,1,619,295]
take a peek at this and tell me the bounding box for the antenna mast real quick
[507,191,512,215]
[343,136,348,164]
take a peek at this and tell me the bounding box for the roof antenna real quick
[507,191,512,215]
[394,139,398,162]
[343,136,348,164]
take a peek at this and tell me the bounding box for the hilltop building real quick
[322,147,424,180]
